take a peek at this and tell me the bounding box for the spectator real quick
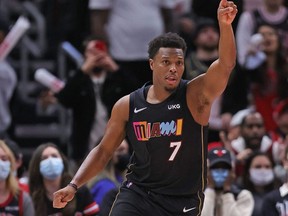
[0,140,34,215]
[39,37,133,167]
[242,152,280,216]
[88,0,176,90]
[202,146,254,216]
[236,0,288,66]
[87,139,130,206]
[230,111,275,182]
[0,17,17,139]
[271,99,288,142]
[270,99,288,182]
[3,138,29,193]
[261,146,288,216]
[245,24,288,132]
[28,142,99,215]
[185,17,219,80]
[226,108,254,142]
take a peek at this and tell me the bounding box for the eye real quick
[177,61,184,66]
[163,60,169,65]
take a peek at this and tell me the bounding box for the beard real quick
[164,86,177,93]
[200,43,218,52]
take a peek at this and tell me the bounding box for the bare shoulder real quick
[186,75,212,125]
[111,95,130,122]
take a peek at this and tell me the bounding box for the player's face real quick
[149,47,185,92]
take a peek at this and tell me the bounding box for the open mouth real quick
[165,76,177,85]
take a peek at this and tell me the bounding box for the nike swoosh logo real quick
[134,107,147,113]
[183,207,196,213]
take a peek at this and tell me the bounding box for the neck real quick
[147,85,173,104]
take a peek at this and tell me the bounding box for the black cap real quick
[208,147,232,168]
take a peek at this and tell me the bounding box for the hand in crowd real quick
[81,41,119,74]
[219,131,233,152]
[39,90,57,109]
[236,148,253,162]
[217,0,238,25]
[221,113,232,131]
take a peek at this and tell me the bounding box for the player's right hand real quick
[53,186,76,208]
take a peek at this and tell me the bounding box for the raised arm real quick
[203,0,237,100]
[187,0,237,125]
[53,95,129,208]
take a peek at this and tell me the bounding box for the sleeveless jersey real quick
[0,192,23,216]
[126,80,208,196]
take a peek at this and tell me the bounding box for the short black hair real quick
[148,32,187,59]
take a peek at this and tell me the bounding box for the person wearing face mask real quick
[262,146,288,216]
[0,140,35,215]
[87,139,130,208]
[242,152,280,216]
[28,143,100,216]
[202,146,254,216]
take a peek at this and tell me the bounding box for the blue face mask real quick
[211,169,229,188]
[40,157,64,180]
[0,160,11,181]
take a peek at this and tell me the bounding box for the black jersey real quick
[126,80,208,196]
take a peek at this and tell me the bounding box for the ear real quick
[149,59,154,71]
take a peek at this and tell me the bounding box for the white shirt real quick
[89,0,175,60]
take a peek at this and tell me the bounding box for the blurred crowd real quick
[1,0,288,215]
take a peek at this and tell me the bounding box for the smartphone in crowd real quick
[94,40,107,52]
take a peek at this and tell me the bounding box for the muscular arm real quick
[186,0,237,125]
[53,95,129,208]
[71,95,129,188]
[203,1,237,101]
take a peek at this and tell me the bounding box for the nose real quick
[169,64,177,73]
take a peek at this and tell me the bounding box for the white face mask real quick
[40,157,64,180]
[0,160,11,181]
[249,168,274,186]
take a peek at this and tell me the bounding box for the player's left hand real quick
[217,0,238,25]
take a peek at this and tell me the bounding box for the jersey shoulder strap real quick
[18,190,23,216]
